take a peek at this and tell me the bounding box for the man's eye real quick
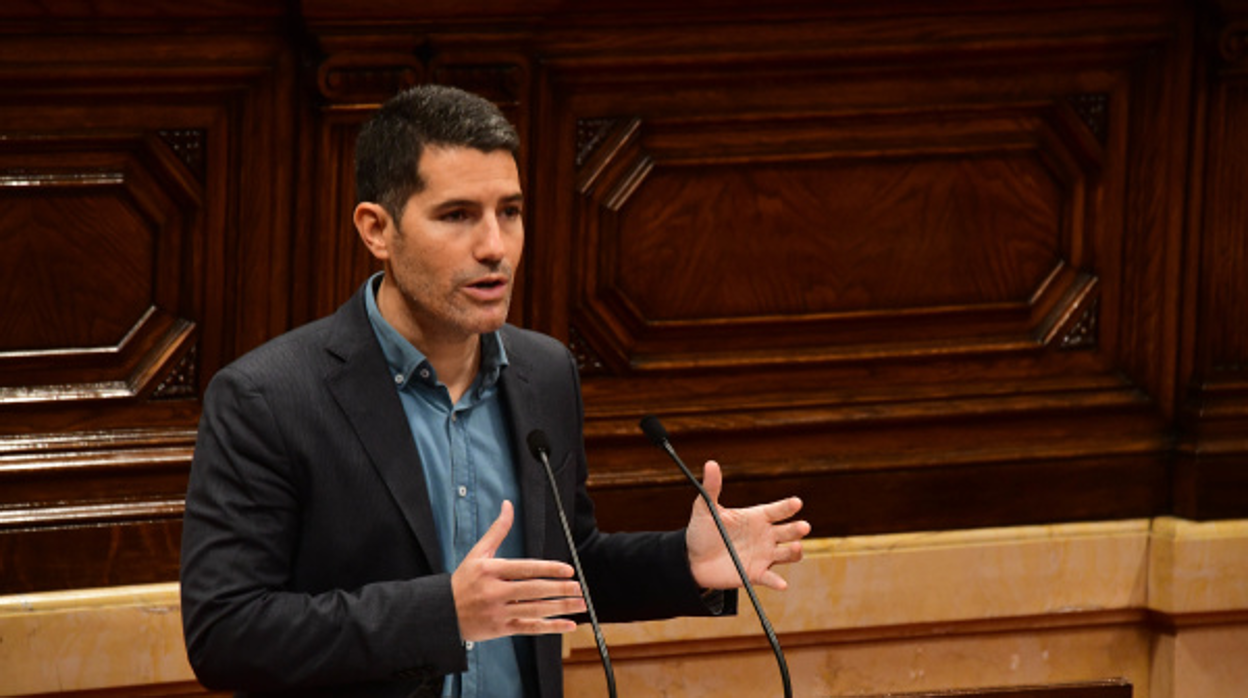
[441,210,469,222]
[501,205,523,219]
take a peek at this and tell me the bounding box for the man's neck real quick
[376,280,481,405]
[422,336,480,405]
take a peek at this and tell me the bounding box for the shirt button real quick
[458,486,468,498]
[394,374,404,384]
[465,641,475,651]
[419,368,431,379]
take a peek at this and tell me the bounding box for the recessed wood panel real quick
[570,103,1100,371]
[562,80,1116,380]
[0,191,152,352]
[0,133,200,403]
[615,154,1062,317]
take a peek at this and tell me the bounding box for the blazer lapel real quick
[323,289,446,573]
[499,328,549,562]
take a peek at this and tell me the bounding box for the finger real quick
[490,557,576,582]
[508,617,579,636]
[700,460,723,505]
[771,540,804,565]
[773,520,812,544]
[756,568,789,591]
[466,500,514,561]
[498,578,584,605]
[506,595,588,622]
[762,496,804,523]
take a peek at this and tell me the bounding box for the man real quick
[180,84,810,698]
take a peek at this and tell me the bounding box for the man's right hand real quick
[451,500,587,642]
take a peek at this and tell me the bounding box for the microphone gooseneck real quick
[525,430,617,698]
[638,415,793,698]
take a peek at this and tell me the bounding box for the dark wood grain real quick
[0,0,1244,595]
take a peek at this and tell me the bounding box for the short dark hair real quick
[354,84,521,219]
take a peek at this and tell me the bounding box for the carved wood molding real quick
[0,312,197,405]
[151,344,199,400]
[569,103,1106,374]
[1219,21,1248,64]
[567,324,609,376]
[1059,297,1100,351]
[0,427,196,533]
[157,129,207,184]
[1067,93,1110,144]
[316,49,425,103]
[576,117,619,167]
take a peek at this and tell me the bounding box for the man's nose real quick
[475,213,507,261]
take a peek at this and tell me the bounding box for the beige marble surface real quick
[2,516,1245,696]
[1148,516,1248,615]
[570,519,1153,648]
[567,625,1155,698]
[565,517,1246,697]
[0,584,194,695]
[1169,625,1248,697]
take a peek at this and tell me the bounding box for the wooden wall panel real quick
[0,8,297,593]
[530,4,1186,535]
[1176,0,1248,520]
[0,0,1241,594]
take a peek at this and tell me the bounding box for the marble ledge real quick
[1149,516,1248,616]
[1,516,1246,695]
[569,516,1248,652]
[0,583,192,695]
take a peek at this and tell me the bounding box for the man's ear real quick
[353,202,392,261]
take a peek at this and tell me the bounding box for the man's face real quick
[380,146,524,346]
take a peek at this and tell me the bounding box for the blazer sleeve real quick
[180,365,466,692]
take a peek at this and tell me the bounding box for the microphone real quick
[526,430,617,698]
[638,415,793,698]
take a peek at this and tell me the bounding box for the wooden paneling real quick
[1175,0,1248,520]
[0,0,1243,594]
[0,6,298,593]
[532,3,1186,535]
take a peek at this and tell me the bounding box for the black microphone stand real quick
[640,415,793,698]
[526,430,618,698]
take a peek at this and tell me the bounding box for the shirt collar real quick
[363,272,508,392]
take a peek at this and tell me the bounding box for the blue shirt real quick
[364,273,527,698]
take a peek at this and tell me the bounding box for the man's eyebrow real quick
[433,193,524,210]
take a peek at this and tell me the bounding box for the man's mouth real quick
[464,274,510,300]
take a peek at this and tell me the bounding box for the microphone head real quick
[526,429,552,460]
[638,415,670,447]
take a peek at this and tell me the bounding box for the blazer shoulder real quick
[499,324,571,361]
[218,315,338,383]
[209,289,371,392]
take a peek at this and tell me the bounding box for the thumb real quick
[466,500,514,560]
[700,460,723,507]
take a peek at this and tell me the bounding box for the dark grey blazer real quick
[180,286,729,697]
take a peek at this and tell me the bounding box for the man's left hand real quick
[686,460,811,591]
